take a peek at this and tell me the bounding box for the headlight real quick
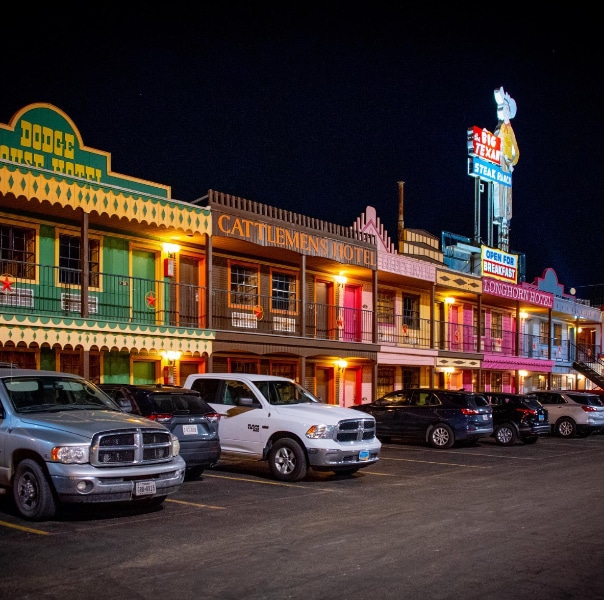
[305,424,335,439]
[51,445,89,464]
[171,434,181,456]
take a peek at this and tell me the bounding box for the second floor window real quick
[402,294,419,329]
[539,321,550,345]
[377,290,395,325]
[553,323,562,346]
[59,234,100,287]
[271,272,296,312]
[491,312,503,338]
[230,264,258,307]
[0,224,36,279]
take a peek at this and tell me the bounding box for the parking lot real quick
[2,434,604,600]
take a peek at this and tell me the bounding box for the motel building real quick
[0,102,601,402]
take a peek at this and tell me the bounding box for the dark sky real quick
[3,6,601,292]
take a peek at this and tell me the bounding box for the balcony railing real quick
[0,261,584,359]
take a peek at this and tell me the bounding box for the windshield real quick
[3,376,122,413]
[255,381,321,405]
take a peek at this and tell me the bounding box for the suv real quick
[483,392,550,445]
[0,369,186,521]
[532,390,604,437]
[352,388,493,449]
[99,384,221,479]
[183,373,381,482]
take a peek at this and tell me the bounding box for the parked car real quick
[531,390,604,437]
[184,373,380,482]
[352,388,493,449]
[0,369,185,521]
[483,392,550,445]
[99,384,221,479]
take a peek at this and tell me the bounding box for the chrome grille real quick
[336,418,376,442]
[91,428,173,466]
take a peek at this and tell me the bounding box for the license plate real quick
[359,450,370,461]
[482,414,488,420]
[538,414,544,421]
[135,480,156,496]
[182,424,199,435]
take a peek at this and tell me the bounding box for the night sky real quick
[3,6,600,293]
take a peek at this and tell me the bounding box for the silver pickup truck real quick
[0,368,186,521]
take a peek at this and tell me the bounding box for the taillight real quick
[516,407,536,416]
[205,412,221,423]
[147,413,173,422]
[460,408,479,415]
[581,406,597,412]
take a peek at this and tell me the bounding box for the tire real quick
[268,438,307,482]
[428,424,454,449]
[522,436,539,445]
[494,423,517,446]
[13,458,57,521]
[185,466,205,480]
[556,417,577,438]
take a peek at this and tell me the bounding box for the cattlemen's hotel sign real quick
[216,213,377,269]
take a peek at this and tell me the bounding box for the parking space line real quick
[0,520,51,535]
[166,498,226,510]
[382,456,491,468]
[204,473,337,490]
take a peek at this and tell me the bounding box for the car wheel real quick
[13,458,57,521]
[268,438,307,482]
[556,417,577,438]
[185,466,205,480]
[522,436,539,444]
[494,423,517,446]
[428,424,454,449]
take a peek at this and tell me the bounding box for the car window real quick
[379,391,408,406]
[150,393,211,414]
[189,378,222,403]
[222,380,257,406]
[566,393,601,407]
[523,397,544,411]
[3,377,121,412]
[256,381,319,405]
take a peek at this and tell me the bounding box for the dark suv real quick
[352,388,493,449]
[484,392,550,446]
[100,384,221,479]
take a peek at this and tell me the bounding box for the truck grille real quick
[90,428,173,466]
[335,418,377,442]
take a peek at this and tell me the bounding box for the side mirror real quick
[238,397,256,407]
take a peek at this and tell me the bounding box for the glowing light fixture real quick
[519,311,529,319]
[334,274,347,285]
[444,297,455,305]
[335,359,348,370]
[162,243,181,255]
[162,350,182,362]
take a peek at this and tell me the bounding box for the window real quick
[491,312,503,337]
[377,366,395,397]
[271,362,297,380]
[553,323,562,346]
[473,308,486,335]
[402,294,419,329]
[271,271,296,312]
[230,264,258,307]
[377,290,395,325]
[539,321,550,344]
[59,234,100,287]
[0,224,36,279]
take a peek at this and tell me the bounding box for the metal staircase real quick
[572,344,604,389]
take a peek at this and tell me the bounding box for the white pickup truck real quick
[184,373,381,482]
